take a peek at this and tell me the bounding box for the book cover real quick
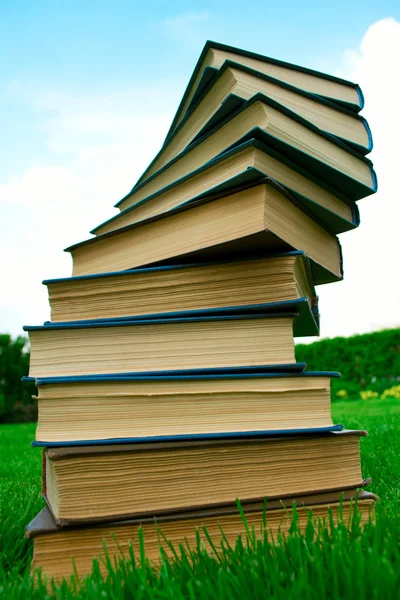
[187,61,372,155]
[156,60,373,166]
[40,430,369,526]
[27,488,377,536]
[39,296,319,338]
[24,310,302,378]
[165,40,364,140]
[105,141,360,237]
[69,182,345,283]
[128,94,376,203]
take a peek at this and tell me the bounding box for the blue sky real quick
[1,0,399,178]
[1,0,398,78]
[0,2,399,338]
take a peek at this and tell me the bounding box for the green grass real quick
[1,398,400,599]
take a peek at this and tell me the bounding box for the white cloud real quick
[299,17,400,342]
[0,84,178,335]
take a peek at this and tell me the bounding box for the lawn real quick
[1,398,399,598]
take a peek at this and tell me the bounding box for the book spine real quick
[355,85,365,111]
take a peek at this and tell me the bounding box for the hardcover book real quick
[66,182,343,283]
[41,430,368,525]
[32,370,341,445]
[99,141,359,236]
[188,62,372,154]
[43,252,318,335]
[124,95,375,209]
[165,40,365,141]
[27,490,377,581]
[24,310,300,378]
[135,62,372,187]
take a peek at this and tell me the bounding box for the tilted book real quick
[135,61,372,187]
[67,182,343,283]
[165,40,365,141]
[99,141,359,236]
[187,61,372,154]
[124,95,376,209]
[43,252,319,335]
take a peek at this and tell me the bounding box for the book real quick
[123,96,375,210]
[41,430,368,525]
[43,252,318,336]
[188,62,372,154]
[99,141,359,237]
[27,490,377,581]
[135,62,372,188]
[66,182,343,283]
[24,311,300,378]
[32,371,341,445]
[165,40,365,142]
[24,364,308,385]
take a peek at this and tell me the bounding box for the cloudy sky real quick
[0,1,399,342]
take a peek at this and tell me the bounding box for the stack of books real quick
[24,41,378,582]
